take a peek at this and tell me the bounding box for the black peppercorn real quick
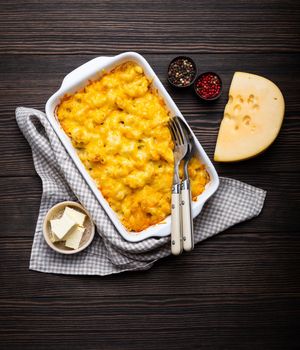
[167,56,197,88]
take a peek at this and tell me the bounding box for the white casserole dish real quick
[45,52,219,242]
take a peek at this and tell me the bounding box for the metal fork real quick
[168,116,187,255]
[178,118,194,252]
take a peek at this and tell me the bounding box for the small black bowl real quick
[194,71,222,101]
[167,56,197,88]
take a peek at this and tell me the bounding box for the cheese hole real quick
[233,104,241,115]
[243,115,251,126]
[247,94,255,104]
[228,95,233,104]
[225,113,232,119]
[237,95,244,103]
[253,104,259,111]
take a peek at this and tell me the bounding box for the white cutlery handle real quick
[171,184,182,255]
[181,180,194,252]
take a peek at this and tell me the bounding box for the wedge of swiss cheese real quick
[214,72,284,162]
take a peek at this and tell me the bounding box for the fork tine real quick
[176,118,190,147]
[168,118,177,143]
[168,120,177,145]
[178,118,192,152]
[172,117,184,145]
[169,120,179,144]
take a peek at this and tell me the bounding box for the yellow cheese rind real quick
[214,72,285,162]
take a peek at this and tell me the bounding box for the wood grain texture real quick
[0,0,300,54]
[0,295,299,350]
[1,174,300,237]
[1,234,300,298]
[1,53,300,176]
[1,54,300,112]
[2,110,299,176]
[1,0,300,349]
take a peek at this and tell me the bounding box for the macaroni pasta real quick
[57,62,209,232]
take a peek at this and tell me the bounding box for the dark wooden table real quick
[1,1,300,349]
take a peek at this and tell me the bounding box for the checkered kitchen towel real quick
[16,107,266,276]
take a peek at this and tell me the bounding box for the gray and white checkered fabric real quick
[16,107,266,276]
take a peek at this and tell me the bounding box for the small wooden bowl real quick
[194,71,223,101]
[167,56,197,88]
[43,201,95,254]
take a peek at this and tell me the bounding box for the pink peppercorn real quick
[194,72,222,100]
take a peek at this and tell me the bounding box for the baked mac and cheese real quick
[57,62,209,232]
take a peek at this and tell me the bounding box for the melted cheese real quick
[57,62,209,232]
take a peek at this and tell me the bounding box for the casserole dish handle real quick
[60,56,113,91]
[192,203,204,219]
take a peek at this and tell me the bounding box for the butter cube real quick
[63,207,86,226]
[50,215,77,240]
[50,231,60,243]
[65,226,85,250]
